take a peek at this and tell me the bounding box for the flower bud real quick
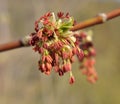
[69,76,75,84]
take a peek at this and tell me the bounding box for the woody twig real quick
[0,8,120,52]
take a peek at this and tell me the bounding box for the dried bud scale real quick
[29,12,98,84]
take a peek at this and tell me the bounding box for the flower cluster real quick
[29,12,98,84]
[74,31,98,83]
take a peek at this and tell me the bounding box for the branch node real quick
[97,13,107,23]
[21,35,31,46]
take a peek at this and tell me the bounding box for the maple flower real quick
[69,71,75,84]
[29,12,97,84]
[69,75,75,84]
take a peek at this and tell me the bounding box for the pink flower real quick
[69,51,73,58]
[76,49,84,61]
[54,65,59,72]
[58,69,64,76]
[33,45,39,52]
[29,12,97,84]
[45,71,51,75]
[61,51,69,59]
[45,55,53,63]
[37,30,42,38]
[34,21,39,32]
[45,62,52,73]
[39,63,46,72]
[70,56,75,63]
[80,32,87,38]
[57,12,64,19]
[84,58,95,68]
[63,63,71,72]
[38,47,44,54]
[54,53,59,65]
[87,77,96,84]
[69,76,75,84]
[89,48,96,56]
[47,30,53,37]
[65,12,70,18]
[72,47,77,54]
[43,19,50,25]
[82,69,88,75]
[41,36,48,42]
[43,43,48,49]
[42,55,46,62]
[40,12,52,21]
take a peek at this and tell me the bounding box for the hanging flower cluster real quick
[74,31,98,83]
[29,12,98,84]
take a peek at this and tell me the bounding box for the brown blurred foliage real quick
[0,0,120,104]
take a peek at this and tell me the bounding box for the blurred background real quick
[0,0,120,104]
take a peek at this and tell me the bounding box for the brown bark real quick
[0,8,120,52]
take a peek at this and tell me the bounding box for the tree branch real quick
[70,8,120,31]
[0,40,24,52]
[0,8,120,52]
